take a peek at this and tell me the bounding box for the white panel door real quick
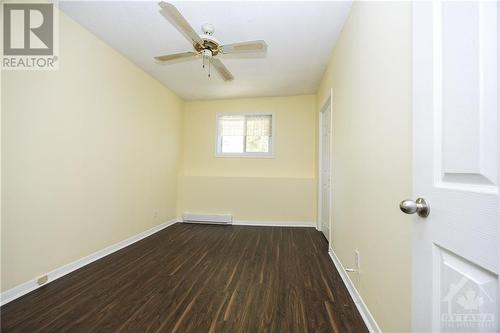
[320,99,332,241]
[412,2,499,332]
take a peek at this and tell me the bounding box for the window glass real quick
[217,114,273,156]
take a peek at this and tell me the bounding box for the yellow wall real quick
[1,13,183,291]
[179,96,317,223]
[2,7,412,331]
[317,2,412,332]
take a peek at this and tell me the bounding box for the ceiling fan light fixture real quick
[202,49,213,59]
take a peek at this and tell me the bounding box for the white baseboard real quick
[232,220,315,227]
[328,247,382,333]
[0,217,180,306]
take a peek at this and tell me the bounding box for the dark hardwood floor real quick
[1,223,368,332]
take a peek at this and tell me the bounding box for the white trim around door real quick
[318,89,333,241]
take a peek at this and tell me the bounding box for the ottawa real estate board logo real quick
[2,2,59,70]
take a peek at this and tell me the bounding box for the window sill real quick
[215,153,275,159]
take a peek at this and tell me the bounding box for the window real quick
[216,113,274,157]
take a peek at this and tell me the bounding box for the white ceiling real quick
[59,1,352,100]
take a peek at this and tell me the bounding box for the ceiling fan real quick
[154,2,268,81]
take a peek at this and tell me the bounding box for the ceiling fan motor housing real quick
[194,33,221,56]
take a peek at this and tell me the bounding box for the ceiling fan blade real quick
[158,2,204,47]
[209,58,234,81]
[220,40,267,54]
[154,51,198,63]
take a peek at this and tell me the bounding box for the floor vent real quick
[182,213,232,225]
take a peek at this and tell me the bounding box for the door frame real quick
[317,89,333,241]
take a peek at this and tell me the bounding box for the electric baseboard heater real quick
[182,213,232,225]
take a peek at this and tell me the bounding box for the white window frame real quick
[215,112,275,158]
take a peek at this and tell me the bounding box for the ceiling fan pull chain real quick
[208,60,211,78]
